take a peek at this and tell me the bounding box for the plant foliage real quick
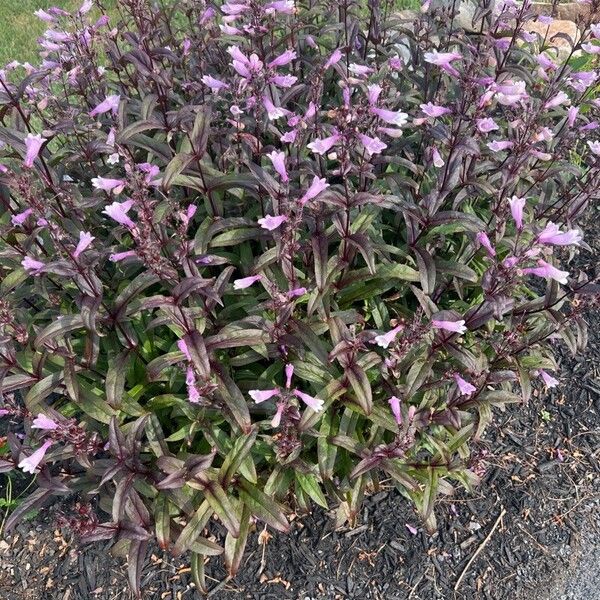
[0,0,599,593]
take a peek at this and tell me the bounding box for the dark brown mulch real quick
[1,211,599,600]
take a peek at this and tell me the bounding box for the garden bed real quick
[1,212,598,600]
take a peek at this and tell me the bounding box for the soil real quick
[1,210,599,600]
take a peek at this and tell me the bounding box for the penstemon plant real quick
[0,0,599,593]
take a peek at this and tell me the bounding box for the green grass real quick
[0,0,419,67]
[0,0,118,66]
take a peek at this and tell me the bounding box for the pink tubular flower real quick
[423,51,462,76]
[582,42,600,54]
[373,325,402,349]
[509,196,526,229]
[544,91,570,109]
[249,388,280,403]
[285,363,294,389]
[325,48,342,69]
[268,49,296,68]
[567,106,579,127]
[537,53,557,70]
[523,259,569,284]
[31,413,58,430]
[18,440,53,474]
[11,208,33,226]
[476,231,496,257]
[349,63,374,76]
[185,367,201,404]
[587,140,600,155]
[358,133,387,156]
[73,231,95,259]
[454,374,476,396]
[22,256,45,273]
[263,96,286,120]
[487,140,513,151]
[287,287,307,298]
[476,118,499,133]
[109,250,136,262]
[367,84,382,106]
[265,0,294,14]
[431,147,444,168]
[293,389,324,411]
[307,134,340,156]
[537,222,582,246]
[271,402,285,427]
[299,176,329,205]
[201,75,229,92]
[270,74,298,88]
[233,275,262,289]
[89,94,120,117]
[79,0,93,14]
[177,339,192,360]
[258,214,287,231]
[432,319,467,334]
[388,396,402,425]
[102,199,135,228]
[420,102,451,117]
[495,80,528,106]
[34,9,55,22]
[23,134,46,168]
[539,369,559,388]
[266,150,288,182]
[181,204,197,228]
[91,176,125,194]
[371,107,409,127]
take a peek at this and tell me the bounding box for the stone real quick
[430,0,497,32]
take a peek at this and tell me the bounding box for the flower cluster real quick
[0,0,599,593]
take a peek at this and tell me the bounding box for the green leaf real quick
[237,478,289,533]
[295,473,328,509]
[162,153,194,192]
[34,315,85,348]
[154,494,171,550]
[24,371,64,413]
[190,551,207,594]
[224,503,251,577]
[345,364,373,414]
[219,427,257,486]
[173,500,213,555]
[106,349,131,409]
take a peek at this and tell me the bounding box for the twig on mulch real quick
[454,506,507,591]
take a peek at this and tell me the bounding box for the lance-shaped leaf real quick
[146,351,186,381]
[413,246,436,295]
[190,107,211,157]
[1,373,39,394]
[114,272,160,318]
[191,473,240,538]
[212,365,252,432]
[295,472,328,509]
[183,330,211,379]
[224,503,251,577]
[345,363,373,414]
[127,539,148,599]
[190,552,207,594]
[237,478,289,533]
[5,488,54,533]
[34,315,85,348]
[106,349,131,408]
[173,500,213,556]
[24,371,64,414]
[219,427,257,487]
